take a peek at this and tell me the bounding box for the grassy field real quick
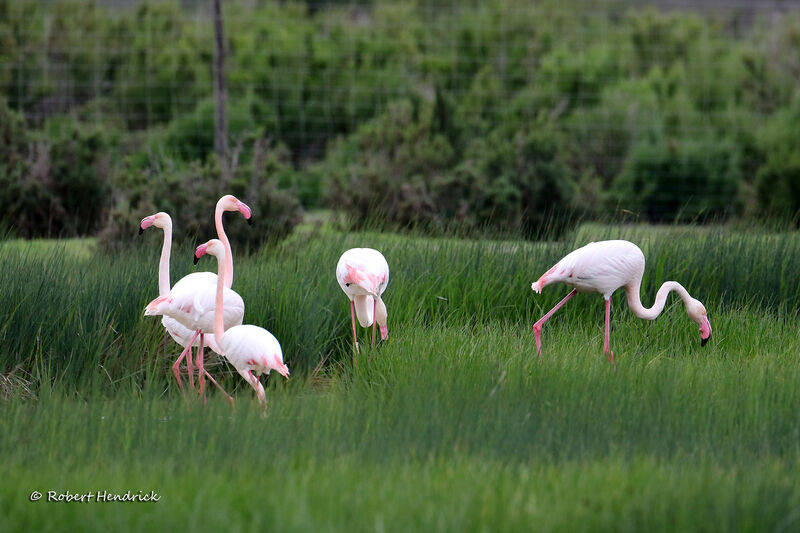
[1,224,800,531]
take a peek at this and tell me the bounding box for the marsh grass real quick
[2,225,800,530]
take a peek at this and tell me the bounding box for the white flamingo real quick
[531,240,712,365]
[139,212,220,392]
[195,239,289,405]
[336,248,389,355]
[143,195,251,399]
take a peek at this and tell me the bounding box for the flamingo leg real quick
[533,289,578,359]
[240,369,265,405]
[371,298,377,350]
[604,297,615,369]
[195,333,205,402]
[202,368,234,405]
[350,300,359,361]
[186,336,195,391]
[172,329,200,393]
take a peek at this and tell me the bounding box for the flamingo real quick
[530,240,712,365]
[143,195,251,399]
[194,239,289,405]
[336,248,389,356]
[139,211,221,392]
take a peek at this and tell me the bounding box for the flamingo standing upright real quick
[336,248,389,356]
[143,195,251,399]
[194,239,289,405]
[530,240,712,365]
[139,211,221,392]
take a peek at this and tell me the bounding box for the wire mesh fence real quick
[1,0,800,237]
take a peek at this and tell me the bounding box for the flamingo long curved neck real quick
[157,222,173,296]
[213,247,227,341]
[215,202,234,290]
[624,278,693,321]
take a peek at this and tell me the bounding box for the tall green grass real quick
[2,224,799,392]
[2,226,800,530]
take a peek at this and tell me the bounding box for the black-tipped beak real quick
[138,227,144,235]
[193,254,200,265]
[701,334,710,347]
[247,217,253,226]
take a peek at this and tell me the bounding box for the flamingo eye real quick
[345,283,350,287]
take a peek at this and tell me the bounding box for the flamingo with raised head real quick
[336,248,389,356]
[531,240,712,365]
[143,195,251,399]
[194,239,289,405]
[139,211,221,392]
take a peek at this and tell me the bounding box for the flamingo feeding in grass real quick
[195,239,289,405]
[530,240,712,366]
[142,195,251,400]
[336,248,389,356]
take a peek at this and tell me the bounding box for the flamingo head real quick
[139,212,171,235]
[270,354,290,379]
[218,195,253,225]
[341,264,381,298]
[687,299,712,346]
[194,239,225,264]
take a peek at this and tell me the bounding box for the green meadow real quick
[2,224,800,531]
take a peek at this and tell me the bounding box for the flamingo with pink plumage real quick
[531,240,712,366]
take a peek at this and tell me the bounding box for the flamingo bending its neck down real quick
[142,195,251,400]
[195,239,289,405]
[530,240,712,365]
[336,248,390,357]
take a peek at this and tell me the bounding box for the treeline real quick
[1,0,799,242]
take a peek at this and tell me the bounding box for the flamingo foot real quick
[533,324,543,360]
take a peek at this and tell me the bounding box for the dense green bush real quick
[755,103,800,219]
[613,137,742,222]
[0,107,112,237]
[101,138,303,250]
[2,0,800,239]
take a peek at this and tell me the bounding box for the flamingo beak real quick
[139,215,156,235]
[194,243,209,265]
[699,315,712,347]
[237,200,253,225]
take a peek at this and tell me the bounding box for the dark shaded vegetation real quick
[1,0,800,241]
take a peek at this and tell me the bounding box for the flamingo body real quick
[145,282,244,334]
[336,248,390,351]
[532,240,644,299]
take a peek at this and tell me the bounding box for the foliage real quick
[0,108,112,237]
[613,136,742,222]
[755,102,800,220]
[2,1,800,237]
[100,139,303,250]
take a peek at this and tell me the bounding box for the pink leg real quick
[604,297,615,369]
[195,333,205,402]
[350,300,359,361]
[186,336,195,391]
[371,298,377,350]
[533,289,578,359]
[202,368,234,404]
[247,370,266,404]
[172,329,200,393]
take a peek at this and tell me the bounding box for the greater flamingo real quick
[336,248,389,355]
[139,211,221,392]
[195,239,289,405]
[143,195,251,399]
[530,240,712,365]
